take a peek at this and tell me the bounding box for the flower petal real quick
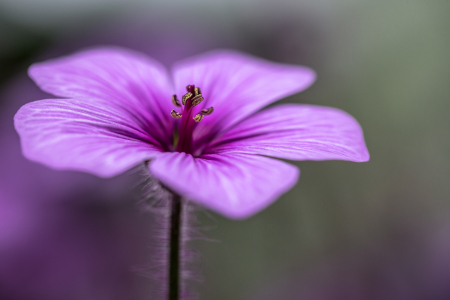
[150,152,299,219]
[29,47,175,144]
[14,99,164,177]
[172,50,315,144]
[208,104,370,162]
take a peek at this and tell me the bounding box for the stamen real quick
[173,84,210,153]
[191,95,204,106]
[172,95,181,107]
[182,92,193,105]
[193,114,203,122]
[170,110,182,119]
[200,107,214,115]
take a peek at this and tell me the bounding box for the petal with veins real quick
[15,99,164,177]
[208,104,370,162]
[29,47,175,145]
[172,50,316,145]
[150,152,299,219]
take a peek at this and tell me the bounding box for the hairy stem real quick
[169,193,182,300]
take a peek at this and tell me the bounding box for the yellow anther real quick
[170,110,182,119]
[172,95,181,107]
[191,95,204,106]
[194,87,202,96]
[193,114,204,122]
[201,107,214,115]
[182,92,193,105]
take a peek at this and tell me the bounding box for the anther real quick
[191,94,204,106]
[182,92,193,105]
[186,85,192,92]
[201,107,214,115]
[194,87,201,96]
[193,114,204,122]
[170,109,182,119]
[172,95,181,107]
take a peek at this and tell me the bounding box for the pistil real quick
[171,84,213,154]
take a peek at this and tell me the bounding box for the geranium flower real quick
[14,48,369,219]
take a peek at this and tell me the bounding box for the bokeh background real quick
[1,0,450,299]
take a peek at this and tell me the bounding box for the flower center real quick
[170,84,214,154]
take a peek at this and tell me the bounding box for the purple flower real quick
[14,48,369,219]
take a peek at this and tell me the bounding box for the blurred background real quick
[1,0,449,299]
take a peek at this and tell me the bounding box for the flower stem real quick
[169,193,182,300]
